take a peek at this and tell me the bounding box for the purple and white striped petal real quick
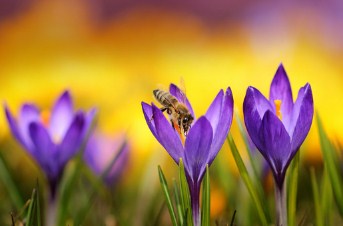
[208,87,233,165]
[269,64,293,127]
[50,91,74,140]
[184,117,213,183]
[58,112,85,165]
[169,83,195,118]
[4,105,29,150]
[260,111,291,188]
[152,104,184,163]
[290,84,314,153]
[28,122,58,179]
[244,87,273,152]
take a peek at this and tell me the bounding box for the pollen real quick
[274,99,282,120]
[40,110,51,127]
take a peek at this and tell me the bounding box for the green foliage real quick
[0,152,24,211]
[227,133,269,225]
[317,113,343,216]
[287,152,299,226]
[158,165,178,226]
[26,183,41,226]
[201,165,210,226]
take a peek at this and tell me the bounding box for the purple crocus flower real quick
[142,84,233,226]
[84,132,129,186]
[4,90,96,196]
[243,64,313,188]
[243,64,313,225]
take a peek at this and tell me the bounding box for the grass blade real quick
[317,114,343,215]
[310,167,323,226]
[201,165,210,226]
[173,179,183,225]
[26,188,37,226]
[227,134,269,225]
[0,152,24,210]
[179,159,193,226]
[322,166,333,225]
[158,166,178,226]
[287,152,299,226]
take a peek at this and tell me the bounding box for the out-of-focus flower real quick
[243,64,314,188]
[4,90,96,196]
[84,132,129,186]
[142,84,233,226]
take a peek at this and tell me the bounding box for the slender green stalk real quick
[317,114,343,215]
[288,152,299,226]
[310,167,323,226]
[227,134,269,225]
[274,182,287,226]
[0,152,24,210]
[201,165,210,226]
[46,194,57,226]
[158,166,178,226]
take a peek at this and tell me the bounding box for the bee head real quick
[181,114,194,135]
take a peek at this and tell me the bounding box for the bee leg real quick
[171,120,176,130]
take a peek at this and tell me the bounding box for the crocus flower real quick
[142,84,233,226]
[84,132,129,186]
[243,64,313,225]
[4,90,96,196]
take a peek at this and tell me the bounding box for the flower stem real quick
[275,181,287,226]
[46,193,57,226]
[190,181,201,226]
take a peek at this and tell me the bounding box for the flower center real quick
[40,110,61,143]
[274,99,282,120]
[40,110,51,127]
[172,118,186,145]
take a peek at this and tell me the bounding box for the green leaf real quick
[322,167,333,225]
[73,139,129,225]
[26,188,37,226]
[158,165,178,226]
[173,179,183,226]
[317,113,343,215]
[235,114,271,221]
[201,165,210,226]
[0,152,24,210]
[179,159,193,226]
[227,133,269,225]
[310,167,323,226]
[57,119,96,225]
[287,151,299,226]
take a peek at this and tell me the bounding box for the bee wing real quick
[169,83,195,118]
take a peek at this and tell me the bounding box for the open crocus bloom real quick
[142,84,233,226]
[243,64,314,188]
[5,90,96,195]
[84,132,129,186]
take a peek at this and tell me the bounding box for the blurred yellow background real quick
[1,0,342,184]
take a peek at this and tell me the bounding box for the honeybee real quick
[153,89,194,136]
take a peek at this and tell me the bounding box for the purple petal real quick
[169,83,195,118]
[18,104,40,150]
[58,112,86,165]
[243,87,273,152]
[269,64,293,127]
[29,122,58,181]
[83,108,97,137]
[260,111,291,187]
[4,105,30,150]
[184,117,213,183]
[208,87,234,165]
[152,104,184,163]
[205,89,223,135]
[142,102,159,142]
[290,84,314,153]
[49,90,74,140]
